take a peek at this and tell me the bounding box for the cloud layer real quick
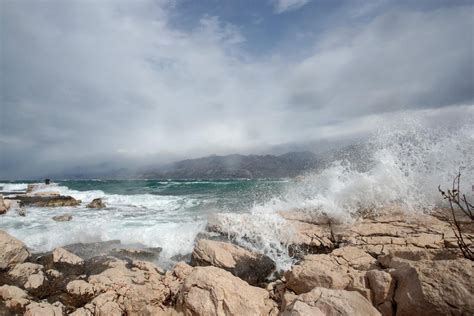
[0,0,473,178]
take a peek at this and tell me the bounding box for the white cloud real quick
[0,1,472,177]
[273,0,311,14]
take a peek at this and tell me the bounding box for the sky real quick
[1,0,473,178]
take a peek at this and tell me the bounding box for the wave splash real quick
[218,114,474,269]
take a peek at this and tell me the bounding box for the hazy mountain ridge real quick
[140,151,319,179]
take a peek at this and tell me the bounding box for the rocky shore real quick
[1,200,473,315]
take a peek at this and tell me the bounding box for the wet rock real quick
[52,247,84,266]
[24,301,64,316]
[191,239,275,285]
[12,195,81,207]
[63,240,122,260]
[282,287,380,316]
[52,214,73,222]
[109,247,162,261]
[87,198,106,209]
[0,195,8,214]
[0,230,30,270]
[285,254,351,294]
[176,266,277,315]
[389,258,474,316]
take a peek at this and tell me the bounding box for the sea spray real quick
[215,114,473,269]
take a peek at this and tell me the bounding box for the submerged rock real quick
[0,230,30,270]
[191,239,275,285]
[87,198,106,209]
[52,214,73,222]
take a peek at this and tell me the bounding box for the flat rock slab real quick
[8,195,80,207]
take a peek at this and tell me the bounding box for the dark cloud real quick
[0,0,472,178]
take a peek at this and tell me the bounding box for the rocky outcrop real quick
[0,231,30,270]
[176,266,277,315]
[0,195,9,215]
[52,214,73,222]
[10,195,81,207]
[0,285,31,313]
[282,287,380,316]
[191,239,275,285]
[87,198,106,209]
[387,257,474,316]
[24,301,65,316]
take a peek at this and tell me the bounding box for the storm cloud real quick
[1,0,473,178]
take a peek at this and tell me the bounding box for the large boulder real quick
[285,254,351,294]
[389,258,474,316]
[176,266,277,315]
[0,230,30,270]
[7,262,46,292]
[0,285,31,313]
[87,198,106,209]
[24,301,64,316]
[282,287,381,316]
[191,239,275,285]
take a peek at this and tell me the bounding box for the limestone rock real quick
[191,239,275,285]
[332,246,377,270]
[0,230,30,269]
[24,301,64,316]
[282,287,381,316]
[285,254,351,294]
[366,270,395,306]
[52,214,73,222]
[0,195,9,214]
[177,266,276,315]
[390,258,474,316]
[87,198,106,209]
[52,247,84,266]
[0,285,31,313]
[8,262,46,291]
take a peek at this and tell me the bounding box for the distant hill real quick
[140,151,319,179]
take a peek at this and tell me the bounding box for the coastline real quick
[1,191,473,315]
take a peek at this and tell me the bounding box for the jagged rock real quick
[7,262,45,291]
[87,198,106,209]
[0,285,31,313]
[366,270,395,306]
[191,239,275,285]
[0,230,30,269]
[285,254,351,294]
[52,214,73,222]
[176,266,277,315]
[389,258,474,316]
[0,195,9,214]
[52,247,84,266]
[282,287,381,316]
[12,195,81,207]
[24,301,64,316]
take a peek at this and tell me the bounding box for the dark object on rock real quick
[87,198,105,209]
[52,214,72,222]
[191,239,275,286]
[44,179,51,185]
[10,195,81,207]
